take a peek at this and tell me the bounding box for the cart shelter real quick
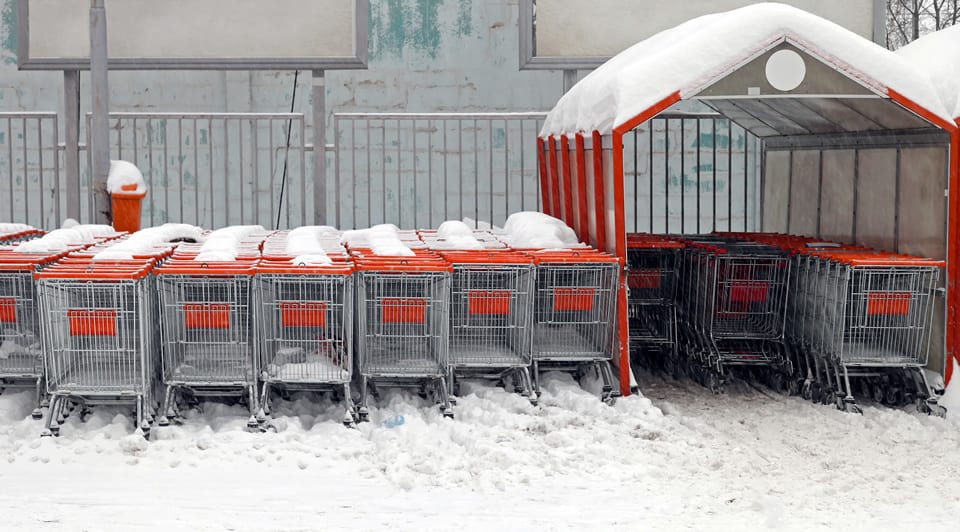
[538,4,960,395]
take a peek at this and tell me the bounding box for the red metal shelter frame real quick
[540,88,960,395]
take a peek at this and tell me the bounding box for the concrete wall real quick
[0,0,565,227]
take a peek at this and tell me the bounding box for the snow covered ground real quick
[1,372,959,531]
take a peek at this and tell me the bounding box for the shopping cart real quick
[677,236,792,391]
[0,249,64,419]
[156,252,261,428]
[529,249,621,404]
[354,254,453,420]
[439,250,536,403]
[36,256,162,438]
[626,234,683,375]
[800,250,944,415]
[256,257,356,426]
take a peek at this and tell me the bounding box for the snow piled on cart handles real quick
[540,2,954,137]
[897,24,960,120]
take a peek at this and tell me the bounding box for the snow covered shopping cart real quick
[36,259,160,437]
[530,250,621,404]
[678,237,792,391]
[256,260,356,425]
[354,255,453,420]
[156,260,261,428]
[440,251,536,403]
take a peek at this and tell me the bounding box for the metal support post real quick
[63,70,81,222]
[312,70,326,225]
[90,0,111,224]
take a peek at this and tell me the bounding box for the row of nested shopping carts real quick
[0,226,622,437]
[627,232,945,415]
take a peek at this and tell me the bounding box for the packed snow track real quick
[1,373,958,530]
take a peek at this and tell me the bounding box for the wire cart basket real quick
[529,249,621,404]
[439,250,536,403]
[256,259,356,425]
[354,254,453,421]
[797,249,943,415]
[0,248,66,419]
[626,234,684,375]
[156,258,261,429]
[36,257,162,438]
[677,236,792,391]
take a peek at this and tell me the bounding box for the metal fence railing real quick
[3,111,551,233]
[623,114,761,235]
[332,113,546,230]
[0,113,61,229]
[84,113,309,229]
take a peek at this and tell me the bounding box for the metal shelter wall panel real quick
[819,149,856,241]
[788,150,821,235]
[855,148,898,251]
[762,151,790,232]
[899,147,948,259]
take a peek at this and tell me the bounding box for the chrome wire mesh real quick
[448,263,534,368]
[356,271,450,377]
[0,271,43,378]
[39,277,154,395]
[627,247,680,345]
[532,263,618,361]
[158,274,255,386]
[258,273,352,384]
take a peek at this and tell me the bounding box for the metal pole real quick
[63,70,81,222]
[90,0,111,224]
[312,70,326,225]
[562,70,578,93]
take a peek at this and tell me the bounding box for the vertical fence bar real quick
[21,118,28,224]
[696,119,701,234]
[300,117,307,228]
[367,117,372,228]
[727,120,733,232]
[38,119,45,227]
[238,120,244,224]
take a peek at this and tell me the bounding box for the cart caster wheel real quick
[449,396,458,406]
[357,409,370,423]
[528,395,539,407]
[31,409,43,420]
[919,398,947,418]
[603,396,617,407]
[787,378,800,397]
[157,416,170,427]
[49,426,60,437]
[842,400,863,415]
[246,416,260,430]
[256,409,268,425]
[442,410,454,420]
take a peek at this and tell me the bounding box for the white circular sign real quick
[765,50,806,92]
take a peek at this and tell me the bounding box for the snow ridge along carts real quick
[626,234,684,376]
[439,250,536,404]
[156,236,264,429]
[257,231,356,426]
[36,251,165,438]
[677,236,792,392]
[353,251,453,420]
[528,249,621,404]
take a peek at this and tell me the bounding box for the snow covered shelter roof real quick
[897,24,960,120]
[540,3,955,137]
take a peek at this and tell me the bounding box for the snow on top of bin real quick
[107,160,147,194]
[540,3,953,137]
[896,24,960,120]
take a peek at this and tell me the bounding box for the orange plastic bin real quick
[111,183,146,233]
